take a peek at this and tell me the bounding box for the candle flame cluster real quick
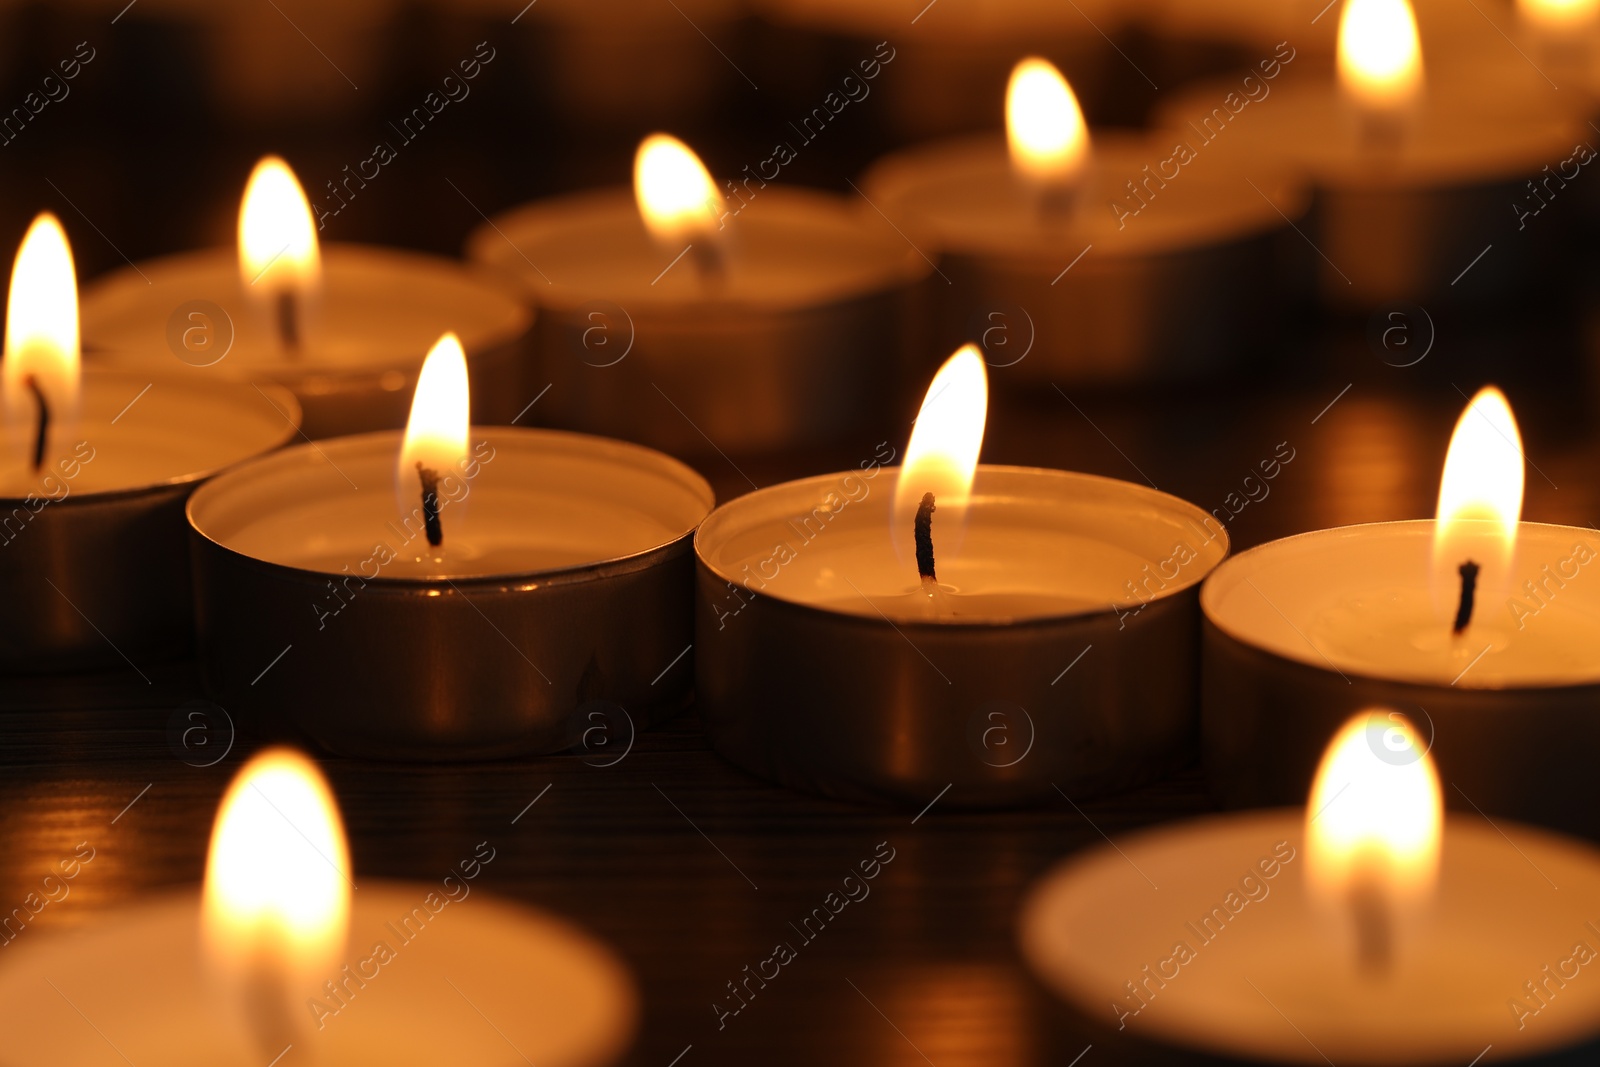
[1338,0,1424,112]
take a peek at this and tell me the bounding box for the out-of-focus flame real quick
[238,155,321,294]
[1006,57,1089,185]
[1338,0,1424,112]
[201,748,350,993]
[1519,0,1600,28]
[1433,386,1523,617]
[634,134,723,245]
[894,345,989,561]
[1306,712,1442,907]
[3,214,80,457]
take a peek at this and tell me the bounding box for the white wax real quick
[467,187,926,312]
[188,427,713,579]
[0,884,636,1067]
[0,368,297,498]
[1203,520,1600,687]
[696,466,1228,622]
[1154,77,1586,189]
[861,132,1308,259]
[1020,810,1600,1064]
[81,244,529,378]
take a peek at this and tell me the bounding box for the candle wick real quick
[1453,559,1480,635]
[242,959,298,1060]
[915,492,937,588]
[688,241,725,291]
[417,461,443,548]
[24,374,48,472]
[275,290,300,353]
[1036,183,1078,227]
[1347,878,1393,978]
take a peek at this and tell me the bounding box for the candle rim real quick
[1201,517,1600,691]
[187,425,715,587]
[695,464,1230,628]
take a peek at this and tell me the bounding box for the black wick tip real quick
[24,374,48,472]
[1453,559,1480,635]
[276,290,300,351]
[417,461,443,548]
[914,492,937,582]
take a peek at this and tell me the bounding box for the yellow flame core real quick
[894,345,989,554]
[1338,0,1424,110]
[399,332,471,505]
[1006,58,1089,184]
[201,748,350,982]
[1433,386,1523,602]
[1519,0,1600,27]
[238,156,321,293]
[634,134,723,244]
[3,214,80,440]
[1306,713,1442,904]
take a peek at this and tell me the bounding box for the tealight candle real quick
[1153,0,1588,309]
[0,749,637,1066]
[0,214,299,671]
[695,346,1228,806]
[80,156,532,439]
[860,58,1309,385]
[1021,713,1600,1064]
[1203,388,1600,838]
[188,333,713,760]
[466,134,929,458]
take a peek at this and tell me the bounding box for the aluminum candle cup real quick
[81,245,533,438]
[861,133,1309,385]
[1019,810,1600,1065]
[1154,81,1586,310]
[187,427,713,759]
[466,187,930,458]
[0,884,637,1067]
[0,368,299,671]
[1202,521,1600,838]
[695,466,1229,807]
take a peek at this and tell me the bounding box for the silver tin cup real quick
[695,466,1229,807]
[0,369,299,672]
[187,427,714,760]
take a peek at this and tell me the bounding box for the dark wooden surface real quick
[5,331,1600,1066]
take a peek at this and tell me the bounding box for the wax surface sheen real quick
[863,133,1307,258]
[470,186,924,310]
[1021,810,1600,1065]
[0,884,636,1067]
[189,427,713,580]
[81,244,528,374]
[0,369,296,497]
[698,466,1227,622]
[1204,521,1600,686]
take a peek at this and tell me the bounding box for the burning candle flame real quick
[1519,0,1600,28]
[201,748,350,1000]
[1433,386,1523,623]
[3,214,80,467]
[1338,0,1423,112]
[398,332,470,537]
[1306,712,1442,969]
[238,155,321,295]
[894,345,989,565]
[1006,58,1089,185]
[634,134,724,245]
